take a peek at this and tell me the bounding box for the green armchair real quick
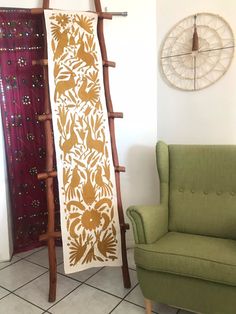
[127,141,236,314]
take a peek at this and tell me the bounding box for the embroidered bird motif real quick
[77,34,97,68]
[59,116,78,159]
[51,25,70,61]
[95,165,112,196]
[78,76,99,105]
[54,66,76,101]
[66,166,81,199]
[85,124,105,155]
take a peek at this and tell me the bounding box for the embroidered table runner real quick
[44,10,122,273]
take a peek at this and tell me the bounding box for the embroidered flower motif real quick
[14,150,23,162]
[81,209,101,231]
[32,74,43,88]
[55,14,70,27]
[29,167,37,176]
[17,56,27,67]
[32,200,40,208]
[27,133,35,141]
[22,95,31,105]
[38,147,46,159]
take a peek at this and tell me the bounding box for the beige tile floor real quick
[0,247,193,314]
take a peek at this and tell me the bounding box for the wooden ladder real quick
[31,0,131,302]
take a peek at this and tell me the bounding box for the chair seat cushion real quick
[135,232,236,286]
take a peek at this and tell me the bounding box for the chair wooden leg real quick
[144,298,152,314]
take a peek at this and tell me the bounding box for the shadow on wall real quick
[123,145,160,247]
[123,144,160,209]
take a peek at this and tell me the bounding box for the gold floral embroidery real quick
[46,11,120,270]
[55,13,70,27]
[81,209,101,231]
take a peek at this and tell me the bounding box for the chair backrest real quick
[156,141,236,239]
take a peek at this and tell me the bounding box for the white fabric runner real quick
[44,10,122,273]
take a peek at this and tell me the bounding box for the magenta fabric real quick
[0,9,60,253]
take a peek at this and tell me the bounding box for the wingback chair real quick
[127,141,236,314]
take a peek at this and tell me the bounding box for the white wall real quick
[0,0,158,255]
[157,0,236,144]
[101,0,159,245]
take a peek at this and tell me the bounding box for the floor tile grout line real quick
[55,271,83,284]
[47,267,132,311]
[45,270,137,311]
[124,299,159,313]
[12,269,49,293]
[108,298,123,314]
[82,267,138,300]
[11,291,47,312]
[15,246,47,259]
[123,281,139,299]
[108,280,161,314]
[0,284,13,294]
[23,258,52,270]
[0,291,11,301]
[0,246,46,272]
[108,282,139,313]
[84,282,124,300]
[46,282,83,311]
[0,256,25,271]
[83,266,105,282]
[57,265,105,285]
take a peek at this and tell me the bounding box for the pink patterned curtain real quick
[0,9,60,253]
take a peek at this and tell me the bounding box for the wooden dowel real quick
[99,12,112,20]
[115,166,125,173]
[33,59,114,68]
[31,8,112,20]
[32,59,48,66]
[103,60,116,68]
[37,167,124,179]
[120,223,130,230]
[31,8,50,14]
[39,231,61,242]
[43,0,49,9]
[37,171,57,180]
[108,112,123,119]
[38,113,52,122]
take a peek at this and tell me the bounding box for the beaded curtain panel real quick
[0,9,60,253]
[45,10,122,273]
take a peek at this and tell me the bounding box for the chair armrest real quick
[126,204,168,244]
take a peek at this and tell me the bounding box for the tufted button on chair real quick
[127,141,236,314]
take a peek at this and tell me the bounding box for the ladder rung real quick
[108,112,123,119]
[30,8,112,20]
[115,166,126,173]
[32,59,48,66]
[37,171,57,180]
[38,167,124,179]
[30,8,49,14]
[39,112,123,120]
[33,59,115,67]
[120,223,130,230]
[39,231,61,241]
[103,60,116,68]
[99,12,113,20]
[38,114,52,122]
